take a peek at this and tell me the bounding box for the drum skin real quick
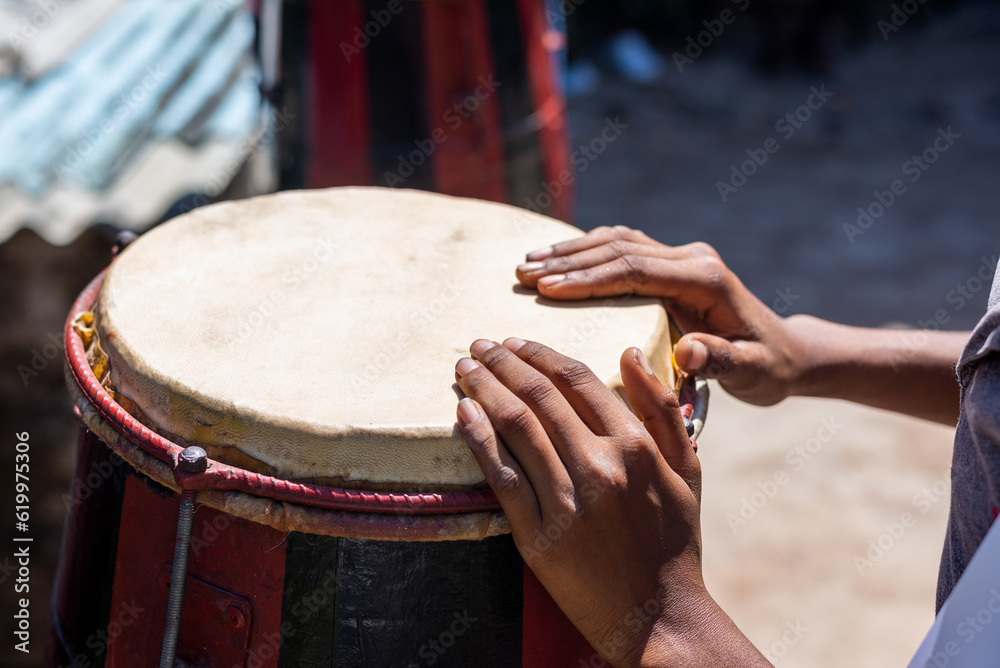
[92,188,673,492]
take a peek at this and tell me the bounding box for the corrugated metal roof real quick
[0,0,266,244]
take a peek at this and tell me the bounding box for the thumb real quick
[673,333,742,380]
[620,348,698,478]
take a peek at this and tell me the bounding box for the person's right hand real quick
[516,225,802,406]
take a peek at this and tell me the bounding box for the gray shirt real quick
[937,262,1000,611]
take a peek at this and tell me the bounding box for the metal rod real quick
[160,489,196,668]
[160,446,206,668]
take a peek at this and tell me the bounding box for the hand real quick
[454,338,768,666]
[516,225,801,406]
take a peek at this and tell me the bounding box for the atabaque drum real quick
[52,187,678,667]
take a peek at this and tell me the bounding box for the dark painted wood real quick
[332,535,523,667]
[277,532,339,668]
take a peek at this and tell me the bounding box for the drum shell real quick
[277,0,573,222]
[50,428,600,667]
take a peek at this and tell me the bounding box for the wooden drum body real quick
[51,188,675,667]
[278,0,573,221]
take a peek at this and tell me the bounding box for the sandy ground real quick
[699,388,954,667]
[0,3,998,667]
[563,3,999,666]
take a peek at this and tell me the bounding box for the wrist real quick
[636,592,721,667]
[780,314,842,399]
[636,593,771,668]
[585,576,713,667]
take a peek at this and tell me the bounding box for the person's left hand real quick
[454,338,750,666]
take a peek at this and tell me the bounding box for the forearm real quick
[785,315,967,425]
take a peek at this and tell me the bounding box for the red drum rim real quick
[65,272,503,517]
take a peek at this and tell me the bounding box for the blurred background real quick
[1,0,997,666]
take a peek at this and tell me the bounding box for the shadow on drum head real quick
[510,282,655,308]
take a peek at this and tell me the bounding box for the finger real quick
[456,355,575,512]
[532,252,730,303]
[619,348,699,483]
[524,225,658,262]
[501,337,628,436]
[517,241,688,288]
[468,339,593,463]
[456,397,541,532]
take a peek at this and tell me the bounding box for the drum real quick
[51,187,680,667]
[275,0,573,221]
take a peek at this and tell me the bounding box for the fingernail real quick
[517,261,546,273]
[687,340,708,371]
[470,339,495,357]
[527,246,553,261]
[538,274,565,288]
[457,398,482,425]
[456,357,478,377]
[635,349,654,376]
[503,337,526,352]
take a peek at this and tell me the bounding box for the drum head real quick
[95,187,672,490]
